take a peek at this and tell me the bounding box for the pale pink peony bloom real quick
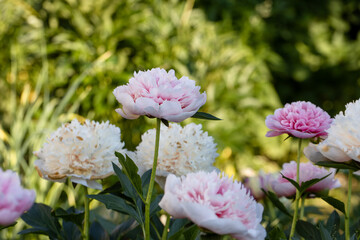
[243,171,276,201]
[265,101,332,139]
[272,161,340,197]
[0,168,35,226]
[113,68,206,122]
[159,171,266,240]
[304,99,360,170]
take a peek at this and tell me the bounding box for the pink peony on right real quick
[0,168,36,226]
[272,161,340,197]
[113,68,206,122]
[159,171,266,240]
[265,101,332,139]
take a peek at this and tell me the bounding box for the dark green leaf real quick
[161,119,169,127]
[0,222,16,230]
[112,162,140,201]
[110,219,135,240]
[88,194,142,224]
[320,196,345,215]
[150,214,164,240]
[20,203,62,239]
[326,211,340,236]
[191,112,221,121]
[52,207,84,227]
[299,173,331,195]
[263,190,292,217]
[168,219,190,239]
[62,221,82,240]
[150,194,163,217]
[115,152,143,196]
[319,223,332,240]
[183,224,200,240]
[18,227,49,236]
[350,219,360,239]
[296,220,321,240]
[141,169,152,198]
[90,221,109,240]
[316,161,359,171]
[100,182,123,196]
[280,173,300,191]
[266,227,287,240]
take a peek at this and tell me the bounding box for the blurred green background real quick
[1,0,360,238]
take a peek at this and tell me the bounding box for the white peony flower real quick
[134,123,219,187]
[304,99,360,174]
[34,119,127,189]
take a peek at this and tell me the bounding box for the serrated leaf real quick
[299,173,331,195]
[88,194,142,224]
[316,161,359,171]
[191,112,221,120]
[263,190,292,217]
[280,173,300,191]
[115,152,143,196]
[320,196,345,215]
[296,220,321,240]
[20,203,62,239]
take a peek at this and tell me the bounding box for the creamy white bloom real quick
[34,119,127,189]
[134,123,218,186]
[304,99,360,174]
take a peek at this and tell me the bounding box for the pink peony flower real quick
[265,101,332,139]
[243,171,276,201]
[272,161,340,197]
[159,171,266,240]
[0,168,35,226]
[304,99,360,167]
[113,68,207,122]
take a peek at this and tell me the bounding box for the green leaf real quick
[90,221,109,240]
[52,207,84,228]
[0,222,16,230]
[191,112,221,120]
[320,196,346,215]
[316,161,359,171]
[266,227,286,240]
[161,119,169,127]
[150,194,163,217]
[112,162,141,201]
[168,219,190,239]
[141,169,152,198]
[319,223,332,240]
[280,173,300,191]
[183,224,200,240]
[62,221,82,240]
[110,219,135,240]
[325,211,340,236]
[115,152,143,196]
[20,203,62,239]
[263,190,292,217]
[299,173,331,195]
[88,194,142,224]
[296,220,321,240]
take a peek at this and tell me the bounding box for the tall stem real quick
[145,118,161,239]
[289,138,302,239]
[345,170,353,240]
[299,196,306,220]
[84,187,90,240]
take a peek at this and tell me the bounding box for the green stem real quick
[299,195,306,220]
[289,138,302,240]
[84,187,90,240]
[145,118,161,239]
[345,170,353,240]
[161,213,171,240]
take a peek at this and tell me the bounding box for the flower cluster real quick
[304,99,360,166]
[265,101,332,139]
[113,68,207,122]
[34,119,127,189]
[133,123,218,187]
[0,168,35,226]
[159,171,266,240]
[272,161,341,197]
